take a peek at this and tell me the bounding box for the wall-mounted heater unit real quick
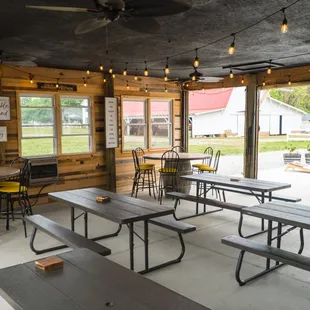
[29,157,58,186]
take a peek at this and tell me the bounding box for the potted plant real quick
[305,145,310,164]
[283,145,301,164]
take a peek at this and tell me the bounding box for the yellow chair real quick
[192,147,213,173]
[131,149,157,199]
[196,150,220,174]
[158,150,179,204]
[0,158,32,237]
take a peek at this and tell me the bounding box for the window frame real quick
[121,96,174,152]
[18,91,95,158]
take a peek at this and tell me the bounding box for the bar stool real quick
[131,149,157,199]
[158,150,179,204]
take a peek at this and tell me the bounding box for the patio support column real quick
[244,74,259,179]
[104,74,116,192]
[181,90,189,152]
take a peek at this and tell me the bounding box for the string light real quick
[83,78,87,87]
[86,67,90,75]
[112,74,115,79]
[103,77,106,83]
[123,62,128,76]
[99,64,104,71]
[134,69,138,80]
[126,80,129,89]
[165,85,168,92]
[228,34,236,55]
[165,57,170,74]
[263,77,266,86]
[281,8,288,33]
[241,75,244,84]
[145,84,148,93]
[56,79,59,88]
[164,73,168,82]
[109,61,113,74]
[192,75,196,81]
[144,61,148,76]
[267,62,272,74]
[29,73,34,84]
[288,75,292,85]
[229,69,234,78]
[193,48,199,68]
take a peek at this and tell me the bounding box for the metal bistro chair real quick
[158,150,179,204]
[171,145,185,153]
[0,157,32,237]
[192,146,213,173]
[131,149,157,199]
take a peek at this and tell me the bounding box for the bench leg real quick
[91,224,123,242]
[29,227,68,255]
[139,232,186,275]
[129,222,134,271]
[235,250,285,286]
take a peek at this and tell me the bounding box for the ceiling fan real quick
[0,51,37,67]
[169,68,224,84]
[26,0,191,35]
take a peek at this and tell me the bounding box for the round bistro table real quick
[144,153,210,194]
[0,167,20,180]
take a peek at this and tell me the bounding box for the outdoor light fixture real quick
[134,69,138,80]
[145,84,148,92]
[164,74,168,82]
[126,80,129,89]
[83,78,87,87]
[29,74,34,84]
[144,61,148,76]
[99,64,104,71]
[103,78,106,83]
[193,48,199,68]
[288,75,292,85]
[229,69,234,78]
[86,68,90,75]
[241,75,244,84]
[123,62,128,76]
[112,74,116,79]
[165,85,168,92]
[228,34,236,55]
[56,79,59,88]
[165,57,170,74]
[109,61,113,74]
[263,79,266,86]
[192,75,196,81]
[267,66,272,74]
[281,8,288,33]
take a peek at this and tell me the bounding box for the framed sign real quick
[0,97,10,120]
[105,97,118,148]
[0,126,7,142]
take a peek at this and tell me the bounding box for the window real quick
[150,99,172,148]
[122,97,173,150]
[19,94,92,157]
[20,95,56,157]
[123,99,147,150]
[61,96,92,154]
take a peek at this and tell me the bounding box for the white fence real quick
[286,133,310,141]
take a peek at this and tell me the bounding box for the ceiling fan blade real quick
[75,18,111,35]
[119,17,160,34]
[198,77,224,83]
[125,0,191,17]
[98,0,125,9]
[25,5,97,13]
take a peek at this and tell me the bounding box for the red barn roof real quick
[189,88,233,114]
[123,99,170,117]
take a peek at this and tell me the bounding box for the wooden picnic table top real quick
[181,174,291,193]
[243,201,310,230]
[0,248,211,310]
[0,167,19,179]
[48,187,174,224]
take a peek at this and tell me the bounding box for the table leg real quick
[261,192,265,231]
[276,222,282,265]
[196,181,199,214]
[71,206,75,232]
[266,220,272,269]
[144,220,149,271]
[84,212,88,238]
[203,182,206,213]
[129,223,134,271]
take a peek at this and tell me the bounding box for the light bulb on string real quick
[109,61,113,74]
[193,48,199,68]
[126,80,129,89]
[99,64,104,71]
[123,62,128,76]
[83,78,87,87]
[241,75,244,84]
[144,61,148,76]
[165,85,168,93]
[164,72,168,82]
[112,74,115,79]
[103,77,106,83]
[134,69,138,81]
[165,57,170,74]
[56,79,59,88]
[262,78,266,86]
[145,84,148,93]
[288,75,291,86]
[192,75,196,81]
[281,8,288,33]
[229,69,234,79]
[267,62,272,74]
[86,67,90,75]
[29,74,34,84]
[228,34,236,55]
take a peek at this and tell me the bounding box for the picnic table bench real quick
[222,201,310,286]
[47,187,196,274]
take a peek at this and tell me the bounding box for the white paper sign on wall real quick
[0,127,7,142]
[0,97,10,120]
[105,97,118,148]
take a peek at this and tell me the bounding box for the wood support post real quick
[104,75,116,192]
[181,90,189,152]
[244,75,259,179]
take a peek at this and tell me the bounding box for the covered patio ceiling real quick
[0,0,310,80]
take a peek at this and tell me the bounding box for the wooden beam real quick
[104,75,116,192]
[244,74,259,178]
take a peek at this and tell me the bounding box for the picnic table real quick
[222,201,310,285]
[0,248,211,310]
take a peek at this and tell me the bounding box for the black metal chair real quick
[131,149,157,199]
[199,150,220,174]
[192,146,213,173]
[158,150,179,204]
[0,157,32,237]
[171,146,185,153]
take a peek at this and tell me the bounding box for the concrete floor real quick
[1,166,310,309]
